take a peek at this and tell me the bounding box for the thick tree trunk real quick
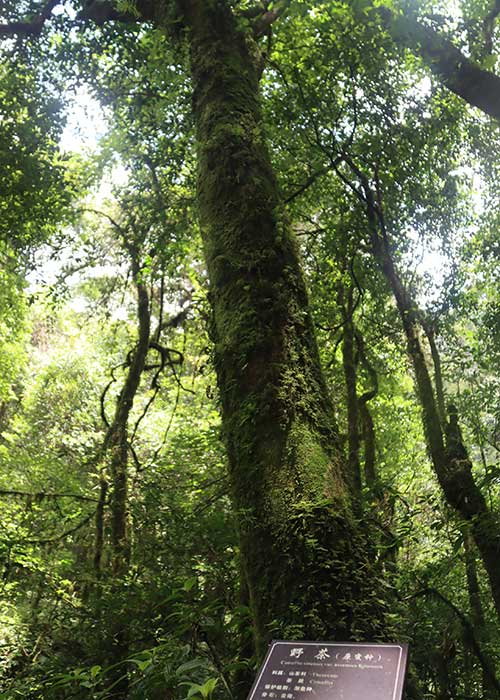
[79,0,395,666]
[180,0,389,657]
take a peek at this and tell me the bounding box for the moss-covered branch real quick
[378,6,500,121]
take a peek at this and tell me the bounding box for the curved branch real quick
[379,6,500,121]
[26,509,96,544]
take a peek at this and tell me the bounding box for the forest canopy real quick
[0,0,500,699]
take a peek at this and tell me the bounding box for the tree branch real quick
[0,0,61,37]
[0,489,99,502]
[379,6,500,121]
[26,510,96,544]
[284,160,341,204]
[483,0,500,55]
[77,1,138,25]
[252,0,292,38]
[410,586,500,693]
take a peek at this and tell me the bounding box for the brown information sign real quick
[248,641,408,700]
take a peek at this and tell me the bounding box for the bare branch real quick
[284,161,341,204]
[80,208,128,238]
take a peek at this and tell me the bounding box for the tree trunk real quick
[364,196,500,621]
[93,472,108,576]
[180,0,390,657]
[339,282,362,501]
[463,528,499,699]
[101,254,151,698]
[355,330,398,570]
[355,330,379,495]
[338,153,500,622]
[105,274,150,576]
[80,0,397,665]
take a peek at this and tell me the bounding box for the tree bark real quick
[105,267,150,577]
[355,330,379,495]
[337,154,500,621]
[93,473,108,576]
[10,0,397,666]
[178,0,390,657]
[100,248,151,698]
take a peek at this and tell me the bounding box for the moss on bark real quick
[180,0,391,657]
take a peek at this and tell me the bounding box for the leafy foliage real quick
[1,0,500,698]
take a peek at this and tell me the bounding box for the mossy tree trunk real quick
[355,331,379,495]
[99,241,151,699]
[339,281,362,502]
[382,241,500,621]
[365,190,500,622]
[81,0,395,663]
[463,529,498,700]
[178,0,390,657]
[339,154,500,623]
[104,249,151,578]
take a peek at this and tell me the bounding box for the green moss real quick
[185,0,394,661]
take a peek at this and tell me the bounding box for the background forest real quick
[0,0,500,699]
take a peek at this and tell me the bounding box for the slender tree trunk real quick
[339,282,362,500]
[94,472,108,576]
[355,330,379,495]
[412,586,500,698]
[463,529,499,699]
[355,330,398,570]
[433,631,454,700]
[421,322,446,429]
[380,241,500,620]
[347,160,500,621]
[106,274,150,576]
[101,255,151,698]
[180,0,389,657]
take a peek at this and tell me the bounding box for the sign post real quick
[248,641,408,700]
